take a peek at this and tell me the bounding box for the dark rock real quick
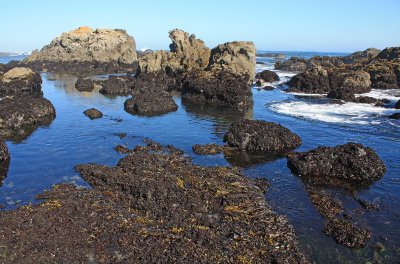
[262,86,275,91]
[287,143,386,186]
[376,47,400,61]
[182,71,253,112]
[0,96,56,141]
[388,113,400,119]
[395,100,400,109]
[75,78,95,92]
[256,61,266,65]
[192,144,225,155]
[356,96,381,105]
[255,70,279,82]
[366,63,398,89]
[342,48,381,64]
[117,133,127,139]
[327,89,356,102]
[132,70,181,94]
[255,79,265,87]
[329,70,371,94]
[0,140,10,183]
[0,67,42,97]
[124,92,178,116]
[83,108,103,119]
[287,66,330,94]
[223,119,301,153]
[99,75,134,96]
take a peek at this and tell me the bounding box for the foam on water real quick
[360,89,400,102]
[269,100,397,124]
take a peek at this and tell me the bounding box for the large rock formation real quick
[207,41,256,81]
[0,67,42,97]
[287,66,330,93]
[23,27,138,75]
[223,119,302,153]
[287,143,386,186]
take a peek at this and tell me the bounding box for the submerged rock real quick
[182,71,253,111]
[124,92,178,116]
[0,96,56,141]
[287,143,386,186]
[23,27,138,75]
[75,78,95,92]
[0,67,42,97]
[223,119,301,153]
[83,108,103,119]
[0,140,10,183]
[255,70,279,83]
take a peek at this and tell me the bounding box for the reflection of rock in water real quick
[224,149,286,167]
[182,100,254,137]
[45,73,102,98]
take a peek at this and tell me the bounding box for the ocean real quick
[1,52,399,263]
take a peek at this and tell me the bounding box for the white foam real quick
[269,101,396,125]
[359,89,400,102]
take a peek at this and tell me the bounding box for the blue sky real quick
[1,0,399,53]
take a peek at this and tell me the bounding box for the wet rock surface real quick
[0,142,309,263]
[83,108,103,119]
[0,67,42,97]
[124,92,178,116]
[287,66,330,94]
[395,99,400,109]
[75,78,95,92]
[255,70,279,83]
[224,119,302,153]
[388,113,400,119]
[0,140,10,183]
[287,143,386,187]
[0,96,56,141]
[182,71,253,111]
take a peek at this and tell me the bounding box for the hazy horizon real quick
[1,0,399,53]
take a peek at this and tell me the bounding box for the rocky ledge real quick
[21,27,138,76]
[0,142,308,263]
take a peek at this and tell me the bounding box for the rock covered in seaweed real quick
[223,119,301,153]
[287,143,386,186]
[255,70,279,83]
[83,108,103,119]
[0,140,10,182]
[124,92,178,116]
[75,78,95,92]
[0,67,42,97]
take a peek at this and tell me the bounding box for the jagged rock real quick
[0,96,56,141]
[287,143,386,186]
[255,70,279,82]
[0,67,42,97]
[366,62,399,89]
[208,41,256,82]
[376,47,400,61]
[223,119,301,153]
[287,66,330,93]
[75,78,95,92]
[342,48,381,64]
[83,108,103,119]
[0,140,10,182]
[124,92,178,116]
[181,71,253,111]
[23,27,138,75]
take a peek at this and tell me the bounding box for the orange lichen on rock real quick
[71,26,93,34]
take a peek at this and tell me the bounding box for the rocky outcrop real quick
[327,89,387,105]
[342,48,381,64]
[287,66,330,93]
[0,140,10,182]
[255,70,279,83]
[365,62,399,89]
[376,47,400,61]
[181,71,253,111]
[124,92,178,116]
[287,143,386,186]
[0,67,42,97]
[23,27,138,75]
[99,75,135,96]
[223,119,301,153]
[83,108,103,119]
[75,78,95,92]
[288,67,371,94]
[207,41,256,81]
[0,96,56,141]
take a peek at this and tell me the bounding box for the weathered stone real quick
[287,66,330,93]
[0,67,42,97]
[255,70,279,83]
[75,78,95,92]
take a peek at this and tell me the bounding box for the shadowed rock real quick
[124,92,178,116]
